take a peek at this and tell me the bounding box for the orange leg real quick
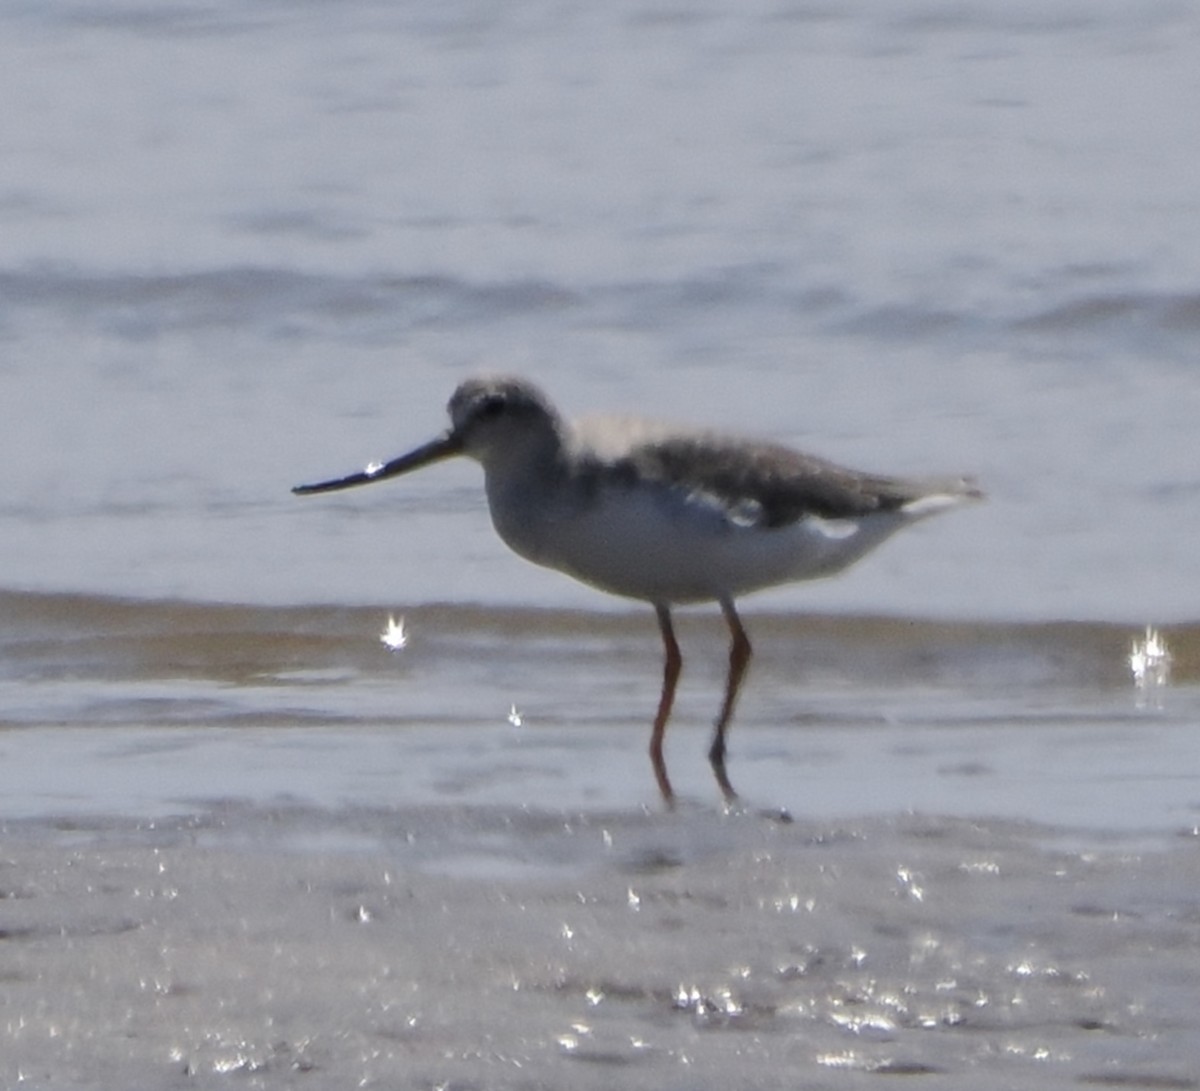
[649,603,682,805]
[709,598,751,804]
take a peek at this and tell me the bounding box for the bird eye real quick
[477,394,506,419]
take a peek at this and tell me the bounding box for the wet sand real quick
[4,801,1200,1090]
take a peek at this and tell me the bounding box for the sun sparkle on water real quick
[379,614,407,652]
[1130,625,1171,708]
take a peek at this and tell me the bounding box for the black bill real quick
[292,432,464,496]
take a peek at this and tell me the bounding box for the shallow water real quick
[2,591,1199,830]
[3,0,1200,1085]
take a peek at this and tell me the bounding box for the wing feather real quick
[621,436,932,528]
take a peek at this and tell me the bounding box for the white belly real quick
[489,478,912,605]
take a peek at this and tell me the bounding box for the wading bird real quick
[294,376,981,805]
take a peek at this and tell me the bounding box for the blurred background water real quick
[1,0,1197,620]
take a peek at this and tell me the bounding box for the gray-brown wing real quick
[623,435,927,528]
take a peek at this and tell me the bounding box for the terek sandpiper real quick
[294,375,982,805]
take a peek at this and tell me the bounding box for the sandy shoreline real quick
[3,803,1199,1090]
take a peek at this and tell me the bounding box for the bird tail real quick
[899,476,984,518]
